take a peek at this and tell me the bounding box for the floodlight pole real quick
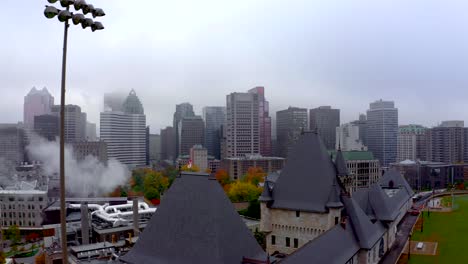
[59,6,70,264]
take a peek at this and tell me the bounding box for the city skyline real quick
[2,0,468,132]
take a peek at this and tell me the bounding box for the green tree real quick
[143,171,169,200]
[254,228,266,250]
[181,164,200,172]
[239,199,261,219]
[5,225,21,244]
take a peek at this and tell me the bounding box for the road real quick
[379,195,431,264]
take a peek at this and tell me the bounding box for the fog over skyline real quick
[2,0,468,134]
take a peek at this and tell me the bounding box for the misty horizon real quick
[2,0,468,133]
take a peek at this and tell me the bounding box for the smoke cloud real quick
[27,137,129,197]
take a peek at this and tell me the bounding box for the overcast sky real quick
[2,0,468,134]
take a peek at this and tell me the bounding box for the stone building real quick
[71,141,108,164]
[259,131,413,264]
[0,189,47,229]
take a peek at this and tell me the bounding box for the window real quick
[335,217,339,225]
[294,238,298,248]
[285,237,291,247]
[296,211,300,217]
[271,235,276,245]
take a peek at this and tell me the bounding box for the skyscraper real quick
[0,124,26,165]
[34,114,59,141]
[160,126,176,162]
[226,92,260,157]
[276,107,308,157]
[202,106,226,159]
[309,106,340,150]
[350,114,368,147]
[178,116,204,156]
[426,121,465,163]
[51,104,87,143]
[366,99,398,166]
[149,134,161,164]
[100,90,146,167]
[103,92,126,112]
[173,103,195,158]
[397,124,427,162]
[248,87,272,156]
[24,87,54,129]
[335,123,367,151]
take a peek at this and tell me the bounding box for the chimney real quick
[133,198,139,237]
[80,202,90,245]
[340,216,347,229]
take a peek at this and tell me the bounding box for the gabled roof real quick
[281,224,360,264]
[353,169,414,222]
[269,131,340,213]
[342,196,386,249]
[120,172,266,264]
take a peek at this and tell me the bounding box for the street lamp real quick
[43,1,105,263]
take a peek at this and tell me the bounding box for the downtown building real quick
[23,86,54,129]
[0,123,26,165]
[366,100,398,167]
[336,123,367,151]
[226,88,269,158]
[276,107,308,158]
[203,106,226,159]
[350,114,368,147]
[160,126,176,162]
[34,114,59,141]
[309,106,340,150]
[100,90,146,167]
[173,103,195,158]
[178,116,205,156]
[425,121,467,163]
[397,124,427,162]
[248,87,272,156]
[71,141,108,164]
[51,104,87,143]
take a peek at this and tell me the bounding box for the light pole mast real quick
[43,1,105,262]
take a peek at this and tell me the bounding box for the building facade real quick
[397,124,427,162]
[202,106,226,159]
[226,92,260,157]
[100,90,146,167]
[426,121,466,164]
[336,123,367,151]
[309,106,340,150]
[331,150,381,193]
[350,114,368,147]
[248,87,272,156]
[178,116,204,156]
[0,124,26,165]
[85,122,97,141]
[71,141,108,164]
[51,104,87,143]
[276,107,308,158]
[366,100,398,167]
[221,155,286,180]
[34,114,59,141]
[190,145,208,172]
[160,126,176,162]
[149,134,161,164]
[0,190,48,228]
[24,87,54,129]
[173,103,195,158]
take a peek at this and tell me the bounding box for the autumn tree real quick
[215,169,231,187]
[181,164,200,172]
[243,167,267,186]
[228,181,262,202]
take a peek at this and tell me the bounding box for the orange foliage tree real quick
[243,167,267,186]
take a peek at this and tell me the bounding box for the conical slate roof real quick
[334,148,349,176]
[269,131,341,213]
[122,89,144,114]
[120,172,267,264]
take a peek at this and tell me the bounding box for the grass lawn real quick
[409,195,468,264]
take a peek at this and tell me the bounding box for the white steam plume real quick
[27,136,129,197]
